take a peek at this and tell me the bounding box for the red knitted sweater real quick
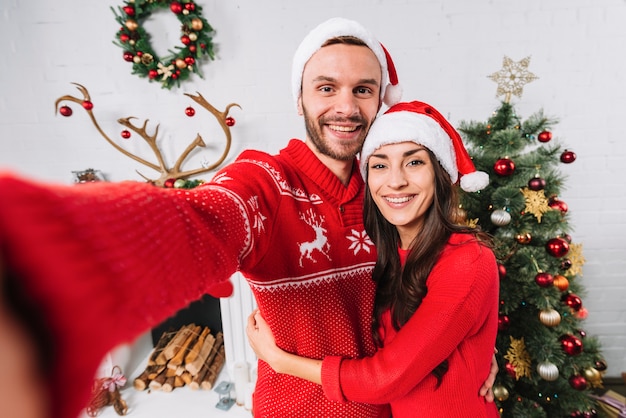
[321,234,500,417]
[0,140,388,418]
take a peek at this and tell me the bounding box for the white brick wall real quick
[1,0,624,377]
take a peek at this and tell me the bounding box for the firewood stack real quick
[133,324,225,392]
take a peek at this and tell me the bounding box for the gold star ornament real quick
[488,56,538,103]
[520,187,550,223]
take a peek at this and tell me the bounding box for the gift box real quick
[591,390,626,418]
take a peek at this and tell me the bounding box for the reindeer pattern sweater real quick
[321,234,500,418]
[0,139,388,418]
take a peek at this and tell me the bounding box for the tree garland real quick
[112,0,215,89]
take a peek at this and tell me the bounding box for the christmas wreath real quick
[112,0,215,89]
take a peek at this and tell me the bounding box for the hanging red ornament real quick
[549,197,568,213]
[535,272,554,288]
[493,158,516,176]
[185,106,195,117]
[577,329,587,338]
[528,177,546,191]
[169,1,183,14]
[504,362,516,378]
[82,100,94,111]
[538,130,553,143]
[164,178,177,188]
[560,334,584,356]
[121,130,131,139]
[497,263,507,279]
[568,375,588,390]
[553,274,569,291]
[516,232,532,244]
[575,307,588,319]
[546,237,569,257]
[564,293,583,311]
[225,116,236,127]
[498,314,510,331]
[560,150,577,163]
[59,105,73,117]
[594,359,608,372]
[560,258,573,270]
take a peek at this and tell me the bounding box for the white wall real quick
[1,0,624,377]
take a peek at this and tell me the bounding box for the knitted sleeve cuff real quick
[321,356,347,402]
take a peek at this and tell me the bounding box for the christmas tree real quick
[458,57,606,417]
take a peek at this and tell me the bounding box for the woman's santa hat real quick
[292,17,402,108]
[360,101,489,192]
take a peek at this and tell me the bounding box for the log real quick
[201,344,226,390]
[184,326,211,365]
[190,332,223,390]
[166,324,201,370]
[147,330,177,367]
[185,333,216,375]
[155,324,195,365]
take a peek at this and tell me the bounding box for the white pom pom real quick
[383,83,402,107]
[460,171,489,192]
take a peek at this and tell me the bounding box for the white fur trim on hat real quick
[360,111,458,182]
[291,17,400,109]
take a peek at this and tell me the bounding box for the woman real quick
[247,101,500,417]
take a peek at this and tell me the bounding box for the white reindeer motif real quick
[298,209,332,267]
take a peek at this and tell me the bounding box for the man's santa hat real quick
[360,101,489,192]
[292,17,402,108]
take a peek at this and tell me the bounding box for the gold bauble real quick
[133,56,141,64]
[539,309,561,327]
[125,19,138,31]
[582,367,601,382]
[515,232,532,244]
[175,58,187,69]
[492,385,509,402]
[189,33,198,42]
[191,18,203,31]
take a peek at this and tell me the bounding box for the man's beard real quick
[303,106,369,161]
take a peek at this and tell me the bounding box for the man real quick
[0,18,492,418]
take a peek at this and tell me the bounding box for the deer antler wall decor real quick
[54,82,241,187]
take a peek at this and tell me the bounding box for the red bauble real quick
[505,362,516,378]
[594,359,608,372]
[181,35,191,45]
[528,177,546,191]
[549,197,568,213]
[561,150,577,163]
[493,158,515,176]
[225,117,236,127]
[569,375,588,391]
[170,1,183,14]
[123,51,134,62]
[82,100,93,111]
[121,130,131,139]
[560,258,573,270]
[184,2,196,12]
[164,178,177,188]
[560,334,584,356]
[189,45,197,53]
[184,56,195,66]
[538,130,553,143]
[498,314,510,331]
[185,106,195,117]
[59,105,73,117]
[564,293,583,311]
[148,69,159,79]
[119,33,130,43]
[497,263,507,279]
[546,237,569,258]
[535,272,554,288]
[122,5,135,16]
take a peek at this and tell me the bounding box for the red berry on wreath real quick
[82,100,93,111]
[120,33,130,43]
[538,130,552,142]
[189,45,197,54]
[184,2,196,12]
[185,106,195,117]
[181,35,191,45]
[123,51,134,62]
[121,130,131,139]
[184,56,195,66]
[122,5,135,16]
[59,106,73,117]
[170,1,183,14]
[225,117,236,127]
[148,69,159,79]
